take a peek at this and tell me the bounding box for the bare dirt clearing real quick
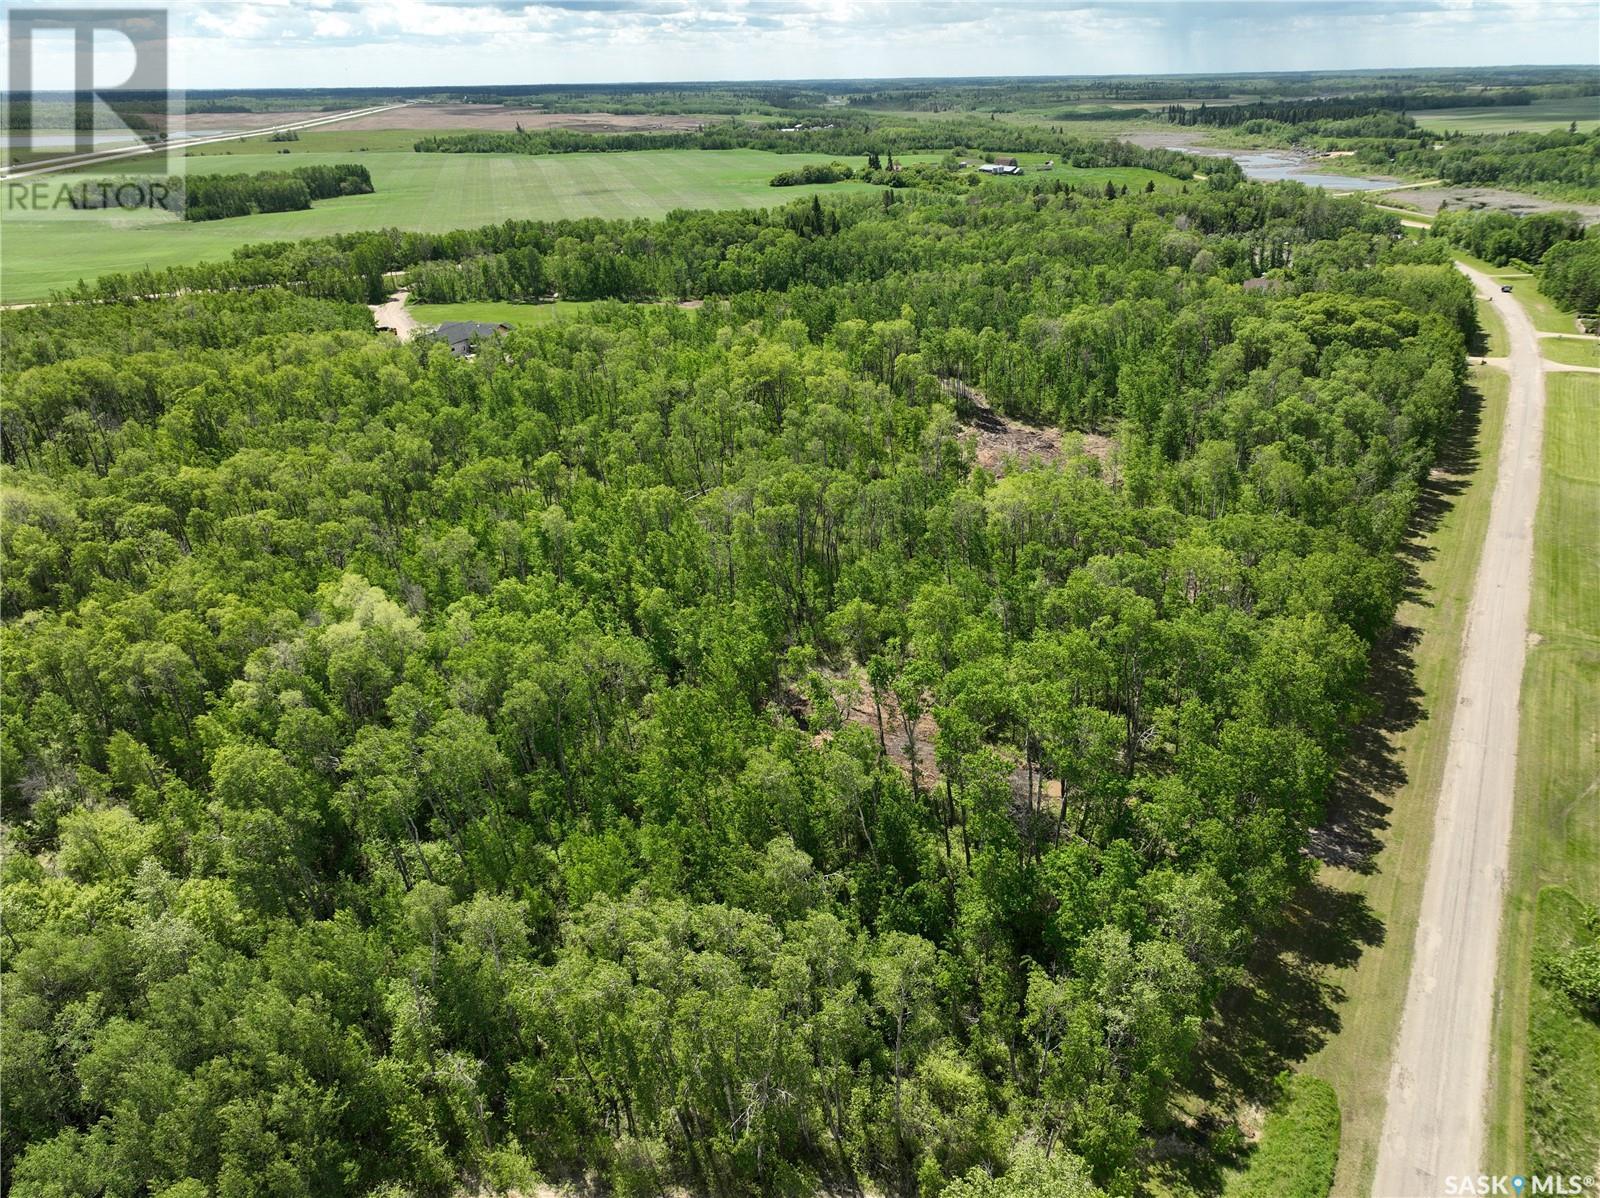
[173,110,341,133]
[941,378,1112,477]
[794,665,1065,825]
[1378,186,1600,224]
[967,400,1063,475]
[803,666,941,787]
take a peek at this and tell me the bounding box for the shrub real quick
[1226,1073,1340,1198]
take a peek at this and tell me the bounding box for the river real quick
[1175,146,1399,191]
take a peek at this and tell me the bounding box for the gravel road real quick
[1371,263,1547,1195]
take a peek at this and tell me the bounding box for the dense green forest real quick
[1162,97,1420,129]
[1426,207,1588,265]
[2,180,1476,1197]
[1160,88,1554,128]
[1536,237,1600,311]
[1370,128,1600,197]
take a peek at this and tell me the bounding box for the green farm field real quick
[0,148,887,302]
[1486,364,1600,1175]
[1412,96,1600,135]
[0,146,1182,302]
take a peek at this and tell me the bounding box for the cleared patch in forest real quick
[789,665,1066,830]
[937,377,1119,480]
[799,665,941,791]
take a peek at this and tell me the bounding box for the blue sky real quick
[9,1,1600,91]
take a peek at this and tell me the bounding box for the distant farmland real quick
[0,145,1182,302]
[1411,97,1599,135]
[0,148,874,302]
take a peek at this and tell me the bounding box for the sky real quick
[6,0,1599,91]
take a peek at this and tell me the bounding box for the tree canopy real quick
[0,180,1474,1197]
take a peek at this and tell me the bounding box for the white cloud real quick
[132,0,1600,87]
[312,12,357,37]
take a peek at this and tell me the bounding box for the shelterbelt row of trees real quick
[65,164,375,222]
[1158,86,1572,127]
[410,118,1224,183]
[182,163,375,222]
[1,184,1475,1197]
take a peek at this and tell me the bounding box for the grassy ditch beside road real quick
[1487,364,1600,1176]
[1223,1075,1341,1198]
[1541,335,1599,369]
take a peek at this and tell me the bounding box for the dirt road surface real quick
[1371,264,1547,1195]
[369,291,422,342]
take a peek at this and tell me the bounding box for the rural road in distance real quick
[1371,262,1547,1195]
[1,103,410,181]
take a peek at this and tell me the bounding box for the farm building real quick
[979,163,1022,175]
[433,321,512,357]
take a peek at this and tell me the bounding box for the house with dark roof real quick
[432,321,511,357]
[992,156,1019,167]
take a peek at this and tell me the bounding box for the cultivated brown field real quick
[180,105,710,134]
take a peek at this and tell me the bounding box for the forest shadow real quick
[1397,380,1486,580]
[1309,614,1419,875]
[1146,877,1386,1196]
[1150,379,1489,1195]
[1190,880,1386,1107]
